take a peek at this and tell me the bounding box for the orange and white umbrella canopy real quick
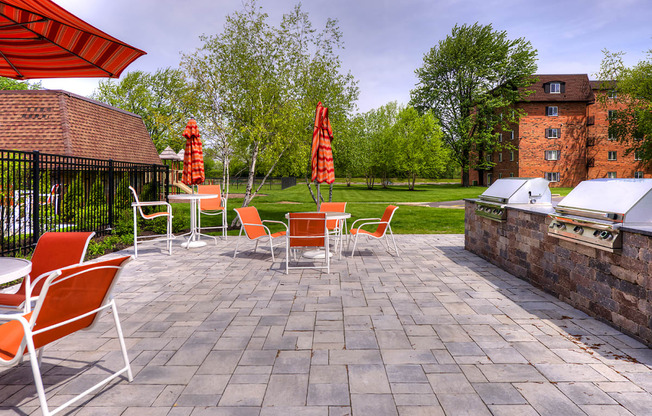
[182,119,205,186]
[0,0,145,79]
[311,102,335,184]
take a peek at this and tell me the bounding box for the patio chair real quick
[129,186,174,258]
[0,231,95,313]
[0,256,133,416]
[233,206,287,262]
[286,212,330,274]
[349,205,399,257]
[197,184,227,240]
[319,201,348,254]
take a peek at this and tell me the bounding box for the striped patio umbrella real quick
[311,102,334,208]
[182,119,205,187]
[0,0,145,79]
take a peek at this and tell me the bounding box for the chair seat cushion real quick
[271,231,287,238]
[351,228,381,238]
[142,211,170,220]
[0,292,24,308]
[0,312,32,361]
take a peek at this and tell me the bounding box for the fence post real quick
[164,165,170,201]
[32,151,40,246]
[108,159,114,229]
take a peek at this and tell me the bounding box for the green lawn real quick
[172,183,485,235]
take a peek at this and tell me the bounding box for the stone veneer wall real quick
[465,200,652,346]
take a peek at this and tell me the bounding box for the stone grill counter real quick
[465,199,652,346]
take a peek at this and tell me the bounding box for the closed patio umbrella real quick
[311,101,335,209]
[0,0,145,79]
[182,118,204,187]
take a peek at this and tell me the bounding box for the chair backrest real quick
[197,184,224,211]
[375,205,399,236]
[234,207,266,240]
[128,186,146,217]
[19,232,95,299]
[289,212,327,248]
[30,256,132,351]
[319,202,347,230]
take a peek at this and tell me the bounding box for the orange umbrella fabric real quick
[182,119,205,186]
[311,102,335,185]
[0,0,145,79]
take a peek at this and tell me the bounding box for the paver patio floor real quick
[2,234,652,416]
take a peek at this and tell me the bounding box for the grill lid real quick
[479,178,551,204]
[556,179,652,224]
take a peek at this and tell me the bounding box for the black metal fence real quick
[1,149,168,256]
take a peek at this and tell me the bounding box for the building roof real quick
[0,89,161,165]
[523,74,595,103]
[589,80,617,90]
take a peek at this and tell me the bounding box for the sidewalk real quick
[2,234,651,415]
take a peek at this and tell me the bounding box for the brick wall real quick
[465,200,652,346]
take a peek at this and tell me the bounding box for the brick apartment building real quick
[469,74,651,187]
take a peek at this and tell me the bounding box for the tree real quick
[597,49,652,162]
[181,0,358,208]
[392,107,448,190]
[92,68,195,152]
[0,77,41,90]
[410,23,537,186]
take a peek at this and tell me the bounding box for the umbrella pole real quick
[317,182,321,211]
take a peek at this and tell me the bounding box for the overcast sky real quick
[40,0,652,113]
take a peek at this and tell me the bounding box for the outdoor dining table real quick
[0,257,31,285]
[168,193,218,248]
[285,211,351,259]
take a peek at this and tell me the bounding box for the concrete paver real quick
[2,234,652,416]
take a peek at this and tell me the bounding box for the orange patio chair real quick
[233,206,287,262]
[129,186,174,257]
[349,205,399,257]
[319,201,348,256]
[286,212,330,274]
[0,256,133,416]
[197,184,227,240]
[0,231,95,313]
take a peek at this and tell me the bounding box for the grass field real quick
[173,182,485,235]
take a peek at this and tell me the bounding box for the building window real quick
[607,172,617,178]
[499,133,503,142]
[550,82,561,93]
[498,153,503,162]
[635,171,644,179]
[545,150,560,160]
[608,127,617,140]
[498,173,503,179]
[635,150,642,161]
[510,150,515,161]
[546,106,558,117]
[608,151,617,161]
[546,128,560,139]
[608,90,617,99]
[509,172,514,177]
[608,110,617,120]
[510,131,514,140]
[544,172,560,182]
[486,154,491,163]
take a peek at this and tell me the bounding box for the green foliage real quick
[410,22,538,186]
[181,0,358,206]
[598,49,652,162]
[61,172,84,222]
[115,176,131,211]
[0,77,41,90]
[92,68,195,152]
[87,175,106,207]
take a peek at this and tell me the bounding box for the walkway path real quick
[2,235,651,415]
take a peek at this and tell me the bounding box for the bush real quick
[61,172,84,222]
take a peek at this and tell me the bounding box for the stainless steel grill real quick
[476,178,552,221]
[548,178,652,252]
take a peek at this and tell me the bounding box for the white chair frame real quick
[0,259,133,416]
[349,207,399,257]
[129,186,174,257]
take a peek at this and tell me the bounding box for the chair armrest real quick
[350,217,380,230]
[352,221,387,232]
[262,220,289,232]
[132,201,171,208]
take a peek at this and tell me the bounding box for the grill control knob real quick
[600,231,613,240]
[555,222,566,230]
[593,230,601,237]
[573,226,583,235]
